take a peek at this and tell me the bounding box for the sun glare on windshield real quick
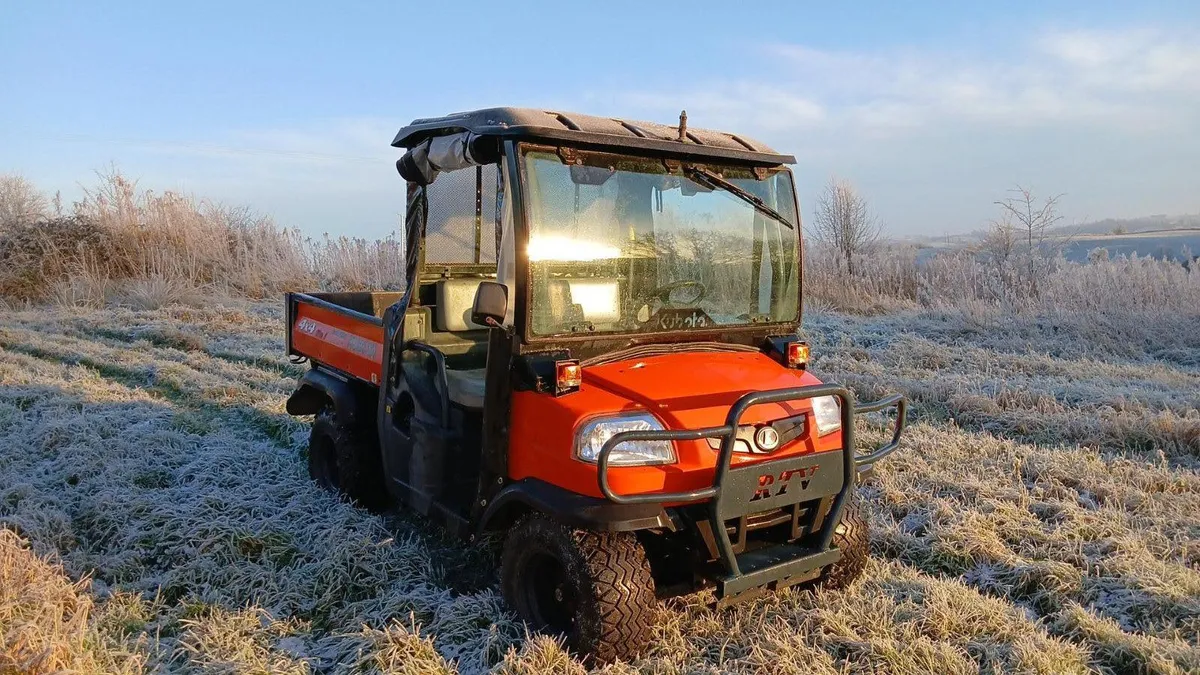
[527,235,621,262]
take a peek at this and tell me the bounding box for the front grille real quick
[733,506,806,534]
[704,413,808,454]
[694,497,831,561]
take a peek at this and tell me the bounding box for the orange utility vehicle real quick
[285,108,906,662]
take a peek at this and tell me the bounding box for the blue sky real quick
[3,1,1198,240]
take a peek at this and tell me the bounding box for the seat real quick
[444,368,486,409]
[436,278,488,332]
[428,278,491,408]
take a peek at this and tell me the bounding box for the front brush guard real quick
[597,384,906,602]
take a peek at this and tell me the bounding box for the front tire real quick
[307,406,388,512]
[500,515,657,663]
[816,497,869,589]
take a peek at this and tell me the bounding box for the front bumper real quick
[597,384,906,604]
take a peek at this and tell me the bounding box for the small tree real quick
[993,185,1064,294]
[994,186,1063,251]
[0,175,48,228]
[810,177,880,276]
[984,184,1070,297]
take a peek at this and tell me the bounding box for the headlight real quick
[574,413,676,466]
[810,395,842,436]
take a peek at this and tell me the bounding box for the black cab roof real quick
[391,107,795,166]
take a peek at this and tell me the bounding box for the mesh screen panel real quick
[424,165,498,264]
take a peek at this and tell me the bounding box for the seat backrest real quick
[436,278,488,332]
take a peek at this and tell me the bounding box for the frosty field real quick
[1,302,1198,673]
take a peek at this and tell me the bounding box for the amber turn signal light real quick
[787,341,810,369]
[555,359,582,394]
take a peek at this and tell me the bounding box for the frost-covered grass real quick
[1,302,1198,673]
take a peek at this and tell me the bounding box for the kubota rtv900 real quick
[284,107,906,662]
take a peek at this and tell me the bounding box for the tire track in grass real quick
[0,315,305,451]
[76,323,305,378]
[0,310,298,385]
[0,332,302,450]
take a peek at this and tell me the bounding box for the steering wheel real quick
[643,280,707,308]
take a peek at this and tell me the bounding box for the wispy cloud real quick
[595,26,1200,234]
[617,27,1200,137]
[132,118,398,172]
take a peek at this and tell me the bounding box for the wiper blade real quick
[684,166,794,230]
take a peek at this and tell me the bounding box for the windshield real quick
[522,146,800,337]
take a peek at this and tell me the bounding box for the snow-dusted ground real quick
[1,302,1197,673]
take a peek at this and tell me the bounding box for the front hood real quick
[583,350,824,429]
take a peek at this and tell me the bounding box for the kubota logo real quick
[750,466,819,501]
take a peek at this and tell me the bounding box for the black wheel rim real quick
[311,432,339,491]
[523,551,576,635]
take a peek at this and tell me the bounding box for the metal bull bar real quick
[597,384,907,600]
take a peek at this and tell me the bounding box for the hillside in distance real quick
[1056,213,1200,237]
[901,213,1200,265]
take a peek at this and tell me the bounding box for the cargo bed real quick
[286,286,492,403]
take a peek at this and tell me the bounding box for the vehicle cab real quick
[380,108,846,525]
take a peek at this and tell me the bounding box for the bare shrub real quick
[805,236,1199,346]
[2,170,1195,348]
[72,172,315,298]
[809,178,881,277]
[803,243,923,314]
[0,215,115,303]
[0,175,49,227]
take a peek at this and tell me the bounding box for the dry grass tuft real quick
[347,619,458,674]
[0,529,142,674]
[0,528,92,673]
[176,606,311,674]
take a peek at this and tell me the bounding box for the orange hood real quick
[582,350,825,430]
[507,349,840,499]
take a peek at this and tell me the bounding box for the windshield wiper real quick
[684,166,794,230]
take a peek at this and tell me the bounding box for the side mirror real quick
[471,281,508,328]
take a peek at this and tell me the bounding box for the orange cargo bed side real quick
[288,295,385,385]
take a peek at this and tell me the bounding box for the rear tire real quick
[500,515,657,663]
[815,497,869,590]
[308,406,389,512]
